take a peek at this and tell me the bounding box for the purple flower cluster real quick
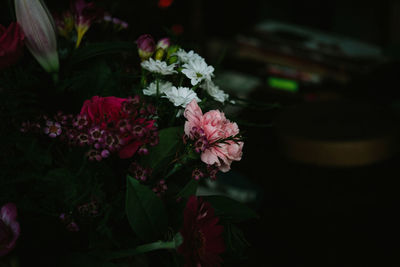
[21,96,159,162]
[152,179,168,197]
[191,165,219,181]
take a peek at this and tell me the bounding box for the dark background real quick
[3,0,400,266]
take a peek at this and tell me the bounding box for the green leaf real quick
[68,42,135,66]
[176,179,198,199]
[204,195,258,223]
[126,176,168,241]
[142,126,182,171]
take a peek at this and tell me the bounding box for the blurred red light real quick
[158,0,173,8]
[171,24,184,35]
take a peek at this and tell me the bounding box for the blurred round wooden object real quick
[275,101,400,167]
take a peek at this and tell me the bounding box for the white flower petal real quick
[141,58,177,75]
[162,86,200,108]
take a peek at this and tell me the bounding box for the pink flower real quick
[184,100,243,172]
[44,121,62,138]
[80,96,127,126]
[136,34,155,60]
[0,203,20,257]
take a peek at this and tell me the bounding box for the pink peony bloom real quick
[184,100,243,172]
[0,203,20,257]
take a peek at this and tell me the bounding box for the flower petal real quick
[0,203,17,224]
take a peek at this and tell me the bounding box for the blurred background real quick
[3,0,400,266]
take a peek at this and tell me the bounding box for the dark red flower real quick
[0,22,24,70]
[80,96,127,126]
[178,196,225,267]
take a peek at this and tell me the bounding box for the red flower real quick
[80,96,127,126]
[0,22,24,70]
[178,196,225,267]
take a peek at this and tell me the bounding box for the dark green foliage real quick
[126,176,168,242]
[204,195,259,223]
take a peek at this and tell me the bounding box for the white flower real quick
[143,81,173,96]
[174,48,203,63]
[162,86,200,108]
[201,80,229,103]
[181,58,214,86]
[141,58,177,75]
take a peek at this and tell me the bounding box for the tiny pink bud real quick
[156,38,170,50]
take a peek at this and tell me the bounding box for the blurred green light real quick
[268,77,298,92]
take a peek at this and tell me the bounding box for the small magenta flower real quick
[137,147,149,155]
[0,203,20,257]
[117,119,132,133]
[72,114,89,130]
[71,0,103,48]
[14,0,59,73]
[44,121,62,138]
[88,126,104,142]
[86,149,102,161]
[136,34,155,61]
[132,125,145,138]
[192,168,204,181]
[129,162,151,182]
[100,149,110,158]
[77,132,90,146]
[152,180,168,197]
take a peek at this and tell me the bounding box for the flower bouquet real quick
[0,0,257,266]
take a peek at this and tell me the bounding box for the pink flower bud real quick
[15,0,59,73]
[136,34,155,60]
[156,38,170,50]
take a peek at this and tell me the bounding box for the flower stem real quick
[192,83,200,92]
[156,77,160,97]
[52,72,59,84]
